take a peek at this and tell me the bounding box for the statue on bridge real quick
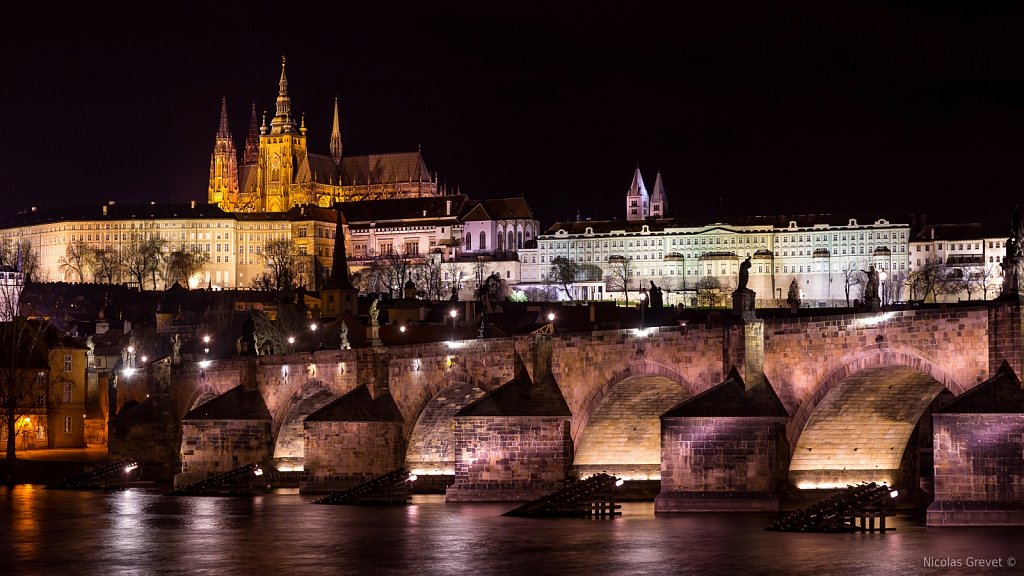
[648,280,664,309]
[1001,205,1024,299]
[369,298,380,327]
[339,320,351,350]
[732,256,756,321]
[862,265,879,300]
[737,256,752,291]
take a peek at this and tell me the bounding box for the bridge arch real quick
[787,345,960,490]
[572,361,697,480]
[404,373,487,476]
[271,378,338,470]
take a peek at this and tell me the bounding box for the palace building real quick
[518,167,915,306]
[209,57,438,213]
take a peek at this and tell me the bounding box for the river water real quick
[2,486,1021,576]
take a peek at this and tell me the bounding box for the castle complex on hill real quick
[209,57,438,213]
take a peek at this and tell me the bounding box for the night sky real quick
[6,3,1024,228]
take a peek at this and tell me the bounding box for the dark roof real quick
[463,198,535,221]
[0,203,232,228]
[333,195,469,225]
[544,212,918,236]
[304,385,403,422]
[937,362,1024,414]
[340,151,430,185]
[914,222,1006,242]
[456,354,571,417]
[662,368,788,418]
[183,385,272,420]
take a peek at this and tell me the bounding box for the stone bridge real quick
[110,301,1024,524]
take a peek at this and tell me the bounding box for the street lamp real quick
[639,291,647,330]
[879,271,888,306]
[449,309,458,342]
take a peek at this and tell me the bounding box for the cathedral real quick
[209,58,438,213]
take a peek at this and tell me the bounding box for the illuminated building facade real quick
[209,58,438,213]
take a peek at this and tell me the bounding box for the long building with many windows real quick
[518,167,917,306]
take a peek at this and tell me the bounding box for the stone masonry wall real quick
[656,416,787,512]
[764,308,990,450]
[176,419,273,488]
[447,416,572,502]
[304,421,405,487]
[928,413,1024,526]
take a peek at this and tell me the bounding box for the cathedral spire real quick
[270,56,297,134]
[243,101,260,164]
[327,206,354,290]
[208,98,239,209]
[650,170,667,218]
[625,164,649,221]
[217,96,230,138]
[330,95,343,164]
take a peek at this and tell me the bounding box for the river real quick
[2,486,1020,575]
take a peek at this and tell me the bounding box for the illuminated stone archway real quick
[789,365,948,489]
[573,365,694,480]
[271,379,337,471]
[404,376,487,476]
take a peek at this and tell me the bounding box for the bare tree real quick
[443,262,467,300]
[980,264,1001,300]
[0,239,40,282]
[421,255,445,301]
[165,248,210,288]
[377,249,423,299]
[260,238,300,290]
[882,269,908,305]
[549,257,582,302]
[604,256,634,302]
[120,236,166,289]
[695,276,724,307]
[840,260,865,307]
[0,281,70,462]
[90,248,120,284]
[58,240,92,283]
[910,257,945,303]
[472,259,491,291]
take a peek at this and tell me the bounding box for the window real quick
[465,233,471,250]
[479,232,487,250]
[64,354,72,372]
[64,417,72,434]
[63,382,73,403]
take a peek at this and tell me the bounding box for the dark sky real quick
[6,3,1024,227]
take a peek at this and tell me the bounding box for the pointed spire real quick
[270,56,297,134]
[243,101,260,164]
[330,95,343,164]
[208,98,239,209]
[217,96,230,138]
[650,170,667,217]
[326,206,354,290]
[626,164,649,221]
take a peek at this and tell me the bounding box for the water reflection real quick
[1,487,1020,576]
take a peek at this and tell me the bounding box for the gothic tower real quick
[257,56,308,212]
[330,95,343,165]
[650,170,667,217]
[243,102,260,164]
[208,97,239,210]
[320,206,358,318]
[625,165,649,221]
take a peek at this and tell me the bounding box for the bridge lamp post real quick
[287,335,296,353]
[449,309,458,343]
[202,335,211,355]
[639,291,646,330]
[879,271,888,306]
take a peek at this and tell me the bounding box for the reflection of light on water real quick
[12,485,41,559]
[797,479,892,490]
